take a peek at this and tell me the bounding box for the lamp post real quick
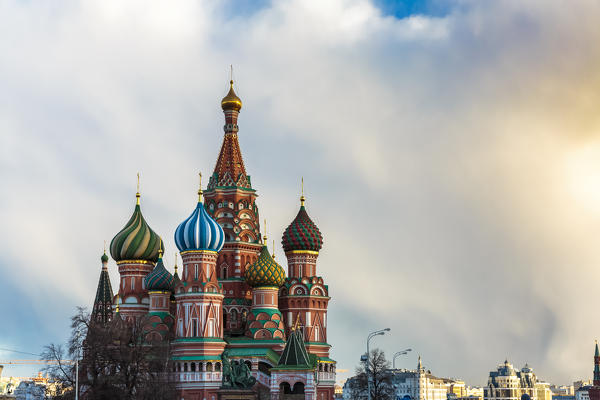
[393,349,412,369]
[73,327,83,400]
[366,328,390,400]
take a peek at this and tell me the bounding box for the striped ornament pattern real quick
[144,256,174,292]
[281,205,323,253]
[174,202,225,252]
[110,204,163,262]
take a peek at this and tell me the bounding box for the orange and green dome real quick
[110,194,163,262]
[245,246,286,287]
[281,200,323,253]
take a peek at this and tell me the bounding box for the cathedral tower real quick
[244,245,286,342]
[92,250,114,324]
[590,342,600,400]
[173,177,227,399]
[279,190,329,356]
[110,188,163,323]
[203,80,263,335]
[279,189,336,400]
[143,247,175,342]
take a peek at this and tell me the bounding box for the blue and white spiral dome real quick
[174,200,225,252]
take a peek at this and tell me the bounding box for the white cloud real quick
[1,0,600,386]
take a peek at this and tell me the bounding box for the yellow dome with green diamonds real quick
[245,246,286,287]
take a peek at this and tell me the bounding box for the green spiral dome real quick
[110,201,163,262]
[245,246,286,287]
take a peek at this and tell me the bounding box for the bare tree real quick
[41,307,176,400]
[348,348,395,400]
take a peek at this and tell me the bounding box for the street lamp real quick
[73,326,83,400]
[393,349,412,369]
[366,328,390,400]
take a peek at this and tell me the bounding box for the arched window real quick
[230,309,238,328]
[280,382,292,394]
[222,266,228,279]
[207,362,213,372]
[292,382,305,394]
[191,362,196,372]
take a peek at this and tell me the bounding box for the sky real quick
[1,0,600,387]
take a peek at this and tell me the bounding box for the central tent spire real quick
[208,78,251,190]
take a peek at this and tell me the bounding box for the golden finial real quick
[174,254,178,273]
[263,219,268,245]
[198,172,203,202]
[115,294,120,313]
[272,239,276,259]
[221,68,242,112]
[158,238,163,258]
[136,172,141,205]
[104,240,107,254]
[230,64,233,82]
[300,177,305,206]
[292,314,301,331]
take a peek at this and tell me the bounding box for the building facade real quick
[91,80,336,400]
[342,357,464,400]
[484,360,552,400]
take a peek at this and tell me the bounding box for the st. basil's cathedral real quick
[91,80,336,400]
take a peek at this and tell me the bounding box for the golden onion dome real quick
[221,80,242,112]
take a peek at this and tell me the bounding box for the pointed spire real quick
[263,219,268,245]
[136,172,140,205]
[300,177,305,207]
[595,340,599,357]
[418,355,423,370]
[292,313,301,331]
[277,326,311,368]
[198,172,203,202]
[93,250,114,324]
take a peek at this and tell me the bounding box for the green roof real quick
[276,328,311,369]
[172,355,222,361]
[226,347,281,364]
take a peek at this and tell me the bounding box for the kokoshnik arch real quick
[91,79,337,400]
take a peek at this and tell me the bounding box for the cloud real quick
[1,0,600,386]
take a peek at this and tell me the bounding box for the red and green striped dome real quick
[281,204,323,253]
[245,246,286,287]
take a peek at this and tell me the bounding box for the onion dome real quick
[144,251,174,292]
[281,195,323,253]
[175,174,225,252]
[221,80,242,112]
[110,193,164,262]
[101,252,109,263]
[245,246,286,287]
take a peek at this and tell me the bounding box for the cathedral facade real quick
[91,80,336,400]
